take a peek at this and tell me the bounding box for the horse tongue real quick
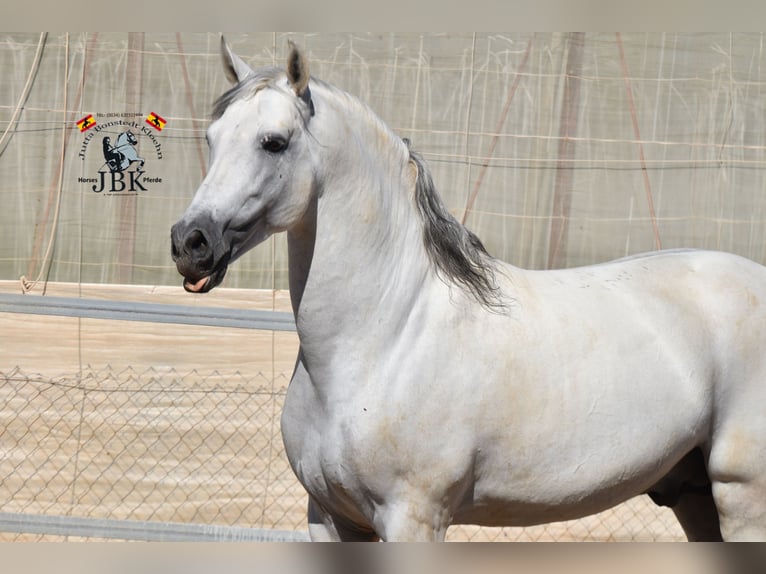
[185,276,209,293]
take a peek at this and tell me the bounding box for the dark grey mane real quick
[409,149,506,312]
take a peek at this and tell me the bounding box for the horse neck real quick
[287,92,434,347]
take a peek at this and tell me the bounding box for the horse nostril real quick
[185,229,208,254]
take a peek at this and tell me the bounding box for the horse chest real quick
[281,377,370,495]
[283,374,454,508]
[284,412,388,526]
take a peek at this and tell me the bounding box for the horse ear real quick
[220,35,253,84]
[286,40,310,97]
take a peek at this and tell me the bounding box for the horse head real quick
[171,37,318,293]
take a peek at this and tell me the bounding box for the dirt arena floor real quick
[0,280,685,541]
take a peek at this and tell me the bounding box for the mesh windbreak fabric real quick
[3,33,766,290]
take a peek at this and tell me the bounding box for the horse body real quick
[171,38,766,541]
[284,242,765,540]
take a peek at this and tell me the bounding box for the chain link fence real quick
[0,364,685,541]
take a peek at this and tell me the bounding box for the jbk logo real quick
[90,170,148,193]
[76,113,164,194]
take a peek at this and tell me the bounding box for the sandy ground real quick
[0,281,685,541]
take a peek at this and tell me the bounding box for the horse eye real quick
[261,135,288,153]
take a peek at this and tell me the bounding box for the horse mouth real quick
[182,264,228,294]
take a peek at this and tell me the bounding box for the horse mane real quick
[309,85,507,312]
[408,148,506,312]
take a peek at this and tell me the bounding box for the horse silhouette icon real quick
[102,131,145,172]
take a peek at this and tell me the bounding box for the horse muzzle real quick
[170,220,230,293]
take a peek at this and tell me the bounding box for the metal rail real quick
[0,293,296,332]
[0,511,309,541]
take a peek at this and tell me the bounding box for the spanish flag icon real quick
[76,114,96,132]
[145,112,166,131]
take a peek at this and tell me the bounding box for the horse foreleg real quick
[374,500,449,542]
[307,496,379,542]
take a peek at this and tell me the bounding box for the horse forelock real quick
[409,150,507,312]
[211,67,284,119]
